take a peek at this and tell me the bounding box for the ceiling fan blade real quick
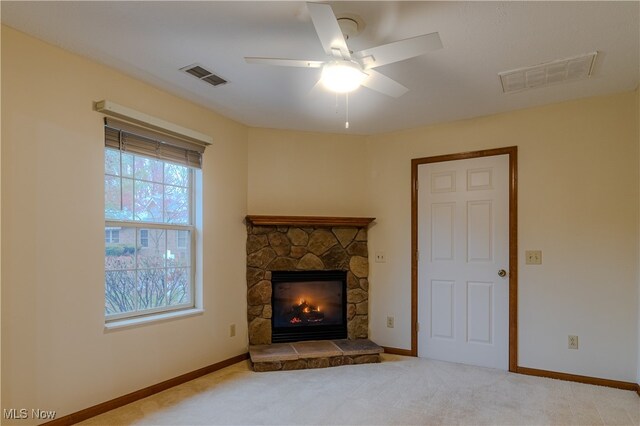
[355,32,443,69]
[306,2,350,59]
[308,78,326,97]
[361,69,408,98]
[245,57,324,68]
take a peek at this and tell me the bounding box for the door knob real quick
[498,269,507,277]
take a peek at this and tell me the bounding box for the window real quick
[177,230,188,249]
[140,229,149,248]
[103,117,207,322]
[105,228,120,244]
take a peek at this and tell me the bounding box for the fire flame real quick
[288,296,324,324]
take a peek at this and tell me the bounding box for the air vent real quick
[180,64,228,87]
[499,52,597,93]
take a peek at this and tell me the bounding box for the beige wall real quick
[245,91,639,382]
[2,21,639,424]
[247,127,369,216]
[1,25,249,422]
[367,91,639,382]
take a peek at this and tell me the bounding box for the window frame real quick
[104,147,197,322]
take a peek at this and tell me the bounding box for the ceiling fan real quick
[245,2,443,98]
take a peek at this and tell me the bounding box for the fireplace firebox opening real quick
[271,270,347,343]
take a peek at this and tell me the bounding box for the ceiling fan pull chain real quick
[345,92,349,129]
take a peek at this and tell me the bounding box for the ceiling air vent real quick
[499,52,597,94]
[181,64,228,87]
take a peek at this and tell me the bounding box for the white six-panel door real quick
[417,154,509,370]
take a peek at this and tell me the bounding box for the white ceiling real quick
[2,1,639,135]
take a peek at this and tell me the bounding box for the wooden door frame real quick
[411,146,518,372]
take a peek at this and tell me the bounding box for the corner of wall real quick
[0,21,4,413]
[636,87,640,385]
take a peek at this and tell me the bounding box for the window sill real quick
[104,308,204,331]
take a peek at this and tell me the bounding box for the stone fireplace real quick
[245,215,374,345]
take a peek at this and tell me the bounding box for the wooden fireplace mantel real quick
[245,215,375,228]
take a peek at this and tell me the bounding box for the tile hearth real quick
[249,339,383,372]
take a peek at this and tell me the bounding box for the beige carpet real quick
[80,354,639,425]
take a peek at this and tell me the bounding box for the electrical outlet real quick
[375,251,386,263]
[386,316,394,328]
[568,335,578,349]
[525,250,542,265]
[230,324,236,337]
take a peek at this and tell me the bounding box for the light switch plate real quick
[568,335,578,349]
[525,250,542,265]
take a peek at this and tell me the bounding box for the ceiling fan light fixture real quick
[321,61,367,93]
